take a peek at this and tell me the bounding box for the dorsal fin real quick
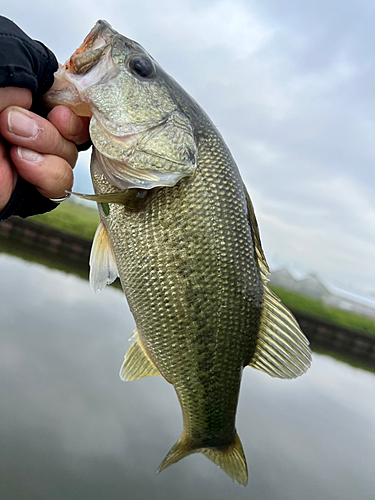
[249,287,312,379]
[243,184,270,275]
[89,221,119,291]
[243,184,312,378]
[120,329,161,381]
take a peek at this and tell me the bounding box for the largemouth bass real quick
[45,21,312,485]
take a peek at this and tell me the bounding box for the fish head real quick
[44,20,197,190]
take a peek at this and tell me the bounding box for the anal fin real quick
[120,329,161,381]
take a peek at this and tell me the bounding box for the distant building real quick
[269,268,375,319]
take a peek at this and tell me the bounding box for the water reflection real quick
[1,253,374,500]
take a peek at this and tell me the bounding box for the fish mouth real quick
[45,20,167,134]
[68,20,117,76]
[43,20,119,116]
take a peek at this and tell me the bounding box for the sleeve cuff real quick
[0,176,58,221]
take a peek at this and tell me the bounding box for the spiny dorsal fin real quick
[249,287,312,379]
[158,432,248,486]
[120,329,161,381]
[89,221,119,291]
[244,184,270,275]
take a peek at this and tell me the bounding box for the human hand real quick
[0,86,90,212]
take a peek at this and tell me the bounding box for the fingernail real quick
[8,110,39,138]
[17,147,43,162]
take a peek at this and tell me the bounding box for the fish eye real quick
[129,56,155,79]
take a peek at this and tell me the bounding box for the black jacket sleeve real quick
[0,17,90,222]
[0,17,58,101]
[0,16,59,221]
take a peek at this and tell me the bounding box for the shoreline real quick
[1,215,375,370]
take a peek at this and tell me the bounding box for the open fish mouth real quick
[43,21,119,116]
[67,20,119,79]
[71,20,116,57]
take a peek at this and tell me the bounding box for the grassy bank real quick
[271,285,375,336]
[30,200,99,240]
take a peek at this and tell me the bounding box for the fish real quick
[44,20,312,485]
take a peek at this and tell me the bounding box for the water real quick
[0,252,374,500]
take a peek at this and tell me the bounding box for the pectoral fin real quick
[120,329,161,381]
[89,221,119,291]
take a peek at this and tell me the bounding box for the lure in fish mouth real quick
[44,20,312,486]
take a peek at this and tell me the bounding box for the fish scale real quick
[44,20,312,485]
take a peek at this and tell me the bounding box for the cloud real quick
[252,175,375,291]
[153,0,274,59]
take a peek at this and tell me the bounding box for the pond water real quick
[0,252,374,500]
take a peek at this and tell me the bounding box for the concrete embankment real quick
[294,310,375,368]
[1,216,375,370]
[0,216,91,264]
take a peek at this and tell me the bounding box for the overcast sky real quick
[2,0,375,293]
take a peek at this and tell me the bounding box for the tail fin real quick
[201,433,248,485]
[157,432,248,486]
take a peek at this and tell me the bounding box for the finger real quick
[0,106,78,167]
[0,140,17,211]
[47,105,91,145]
[10,145,74,199]
[0,87,32,113]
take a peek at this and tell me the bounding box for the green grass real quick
[30,200,99,240]
[270,285,375,336]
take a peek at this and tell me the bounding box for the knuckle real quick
[49,131,77,166]
[53,162,73,189]
[38,157,73,198]
[0,88,32,113]
[48,128,65,155]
